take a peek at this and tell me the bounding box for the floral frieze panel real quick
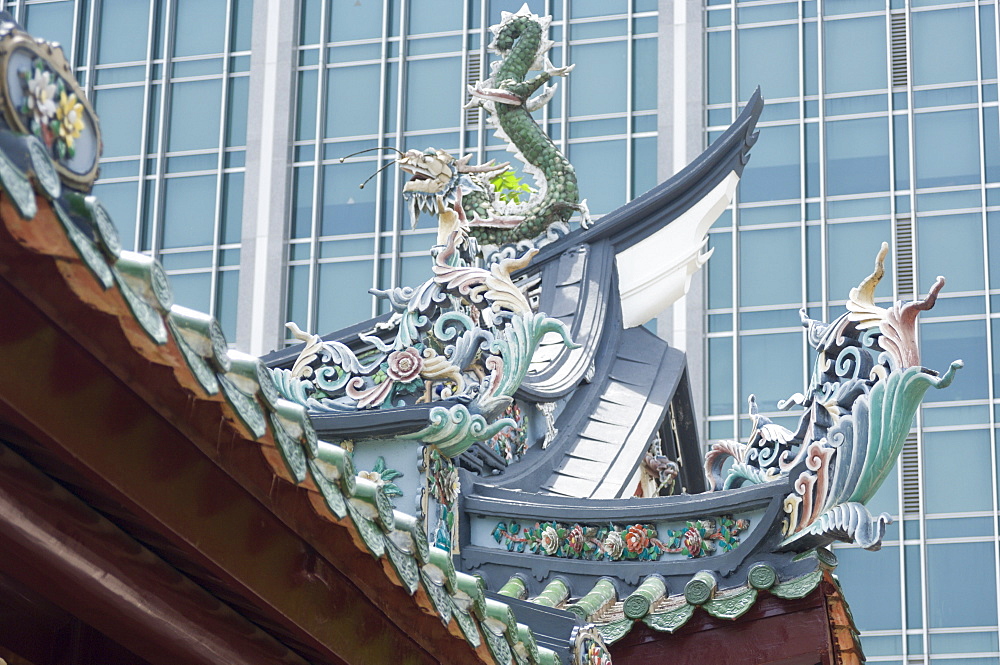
[491,515,750,562]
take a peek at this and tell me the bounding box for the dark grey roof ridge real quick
[527,87,764,267]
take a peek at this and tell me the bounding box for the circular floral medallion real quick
[0,27,101,189]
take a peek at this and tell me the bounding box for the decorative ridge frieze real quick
[0,38,555,663]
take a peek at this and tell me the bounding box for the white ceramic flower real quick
[27,68,57,126]
[603,530,624,560]
[540,526,559,555]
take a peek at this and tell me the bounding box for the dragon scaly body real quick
[465,5,586,245]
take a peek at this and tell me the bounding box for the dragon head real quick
[398,148,509,230]
[399,148,458,196]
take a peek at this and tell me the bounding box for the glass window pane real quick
[329,1,382,42]
[168,79,223,152]
[709,336,733,415]
[162,175,216,248]
[321,162,376,235]
[95,87,145,158]
[739,124,800,202]
[408,0,461,33]
[738,24,798,100]
[226,76,249,147]
[911,8,978,86]
[296,69,318,141]
[825,117,890,196]
[707,31,731,105]
[921,319,988,402]
[92,180,138,251]
[803,21,817,96]
[569,0,627,18]
[98,0,150,64]
[317,261,374,332]
[405,58,460,131]
[299,0,321,46]
[632,136,657,198]
[805,122,819,198]
[233,0,254,51]
[918,213,984,293]
[633,38,657,112]
[985,107,1000,184]
[169,272,211,313]
[327,65,380,137]
[823,17,886,94]
[286,264,309,326]
[707,231,733,309]
[738,227,802,307]
[739,331,803,412]
[893,114,910,190]
[216,269,239,340]
[982,5,998,80]
[914,109,981,189]
[292,166,314,238]
[927,542,998,628]
[570,140,626,216]
[174,0,226,57]
[988,212,1000,290]
[25,2,74,55]
[924,430,993,513]
[835,545,901,631]
[221,172,243,244]
[569,41,628,116]
[827,221,893,301]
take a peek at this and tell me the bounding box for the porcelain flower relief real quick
[19,58,86,160]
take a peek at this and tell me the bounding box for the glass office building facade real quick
[704,0,1000,661]
[0,0,254,340]
[286,0,660,340]
[5,0,998,661]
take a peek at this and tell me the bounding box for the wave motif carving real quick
[705,243,962,551]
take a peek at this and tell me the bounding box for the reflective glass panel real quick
[739,124,800,202]
[405,58,461,131]
[708,336,733,415]
[98,0,150,64]
[162,175,217,248]
[926,542,999,628]
[326,65,380,137]
[169,272,211,313]
[913,109,981,189]
[569,41,628,117]
[827,221,893,301]
[825,117,890,196]
[737,24,798,101]
[168,79,223,152]
[329,0,383,42]
[738,226,802,307]
[923,430,994,513]
[174,0,227,57]
[739,332,803,412]
[25,2,74,55]
[823,16,887,94]
[95,87,145,158]
[835,545,902,631]
[917,213,984,293]
[911,7,978,86]
[920,319,989,402]
[570,140,626,216]
[321,162,377,236]
[707,31,731,105]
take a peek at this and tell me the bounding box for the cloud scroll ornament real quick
[705,243,962,551]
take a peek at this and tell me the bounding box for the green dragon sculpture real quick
[396,5,588,249]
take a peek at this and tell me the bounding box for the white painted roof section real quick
[615,171,739,329]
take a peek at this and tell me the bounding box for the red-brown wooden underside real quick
[0,193,491,665]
